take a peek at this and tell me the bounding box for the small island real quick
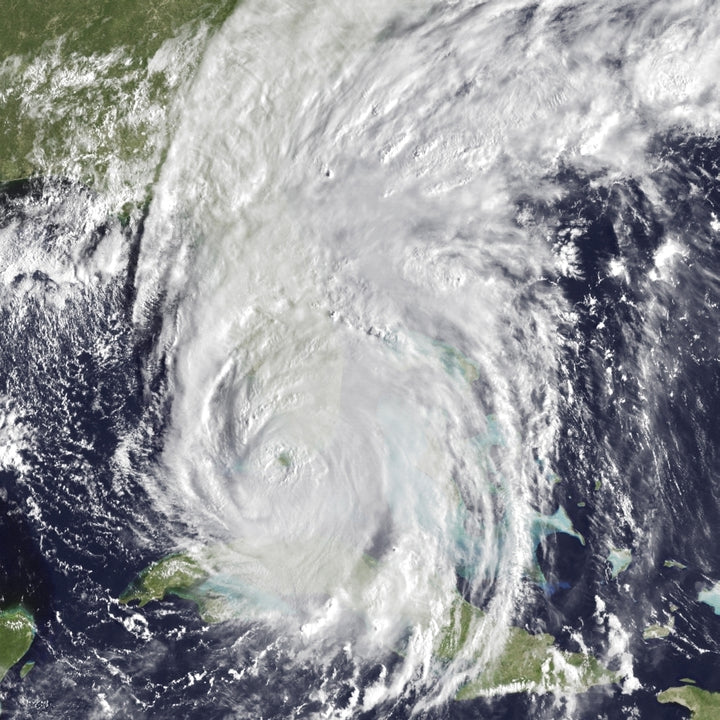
[663,559,686,569]
[643,617,674,640]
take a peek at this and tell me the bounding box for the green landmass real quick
[120,561,249,624]
[643,618,673,640]
[124,552,616,700]
[119,554,208,607]
[456,626,615,699]
[664,559,686,569]
[0,0,238,185]
[607,548,632,578]
[0,607,35,683]
[20,661,35,679]
[437,598,617,700]
[436,596,476,660]
[0,0,231,58]
[119,545,378,623]
[657,685,720,719]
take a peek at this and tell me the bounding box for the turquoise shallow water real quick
[3,1,720,718]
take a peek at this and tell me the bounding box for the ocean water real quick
[1,1,720,718]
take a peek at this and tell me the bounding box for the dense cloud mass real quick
[2,1,720,718]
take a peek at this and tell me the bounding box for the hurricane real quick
[1,1,720,718]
